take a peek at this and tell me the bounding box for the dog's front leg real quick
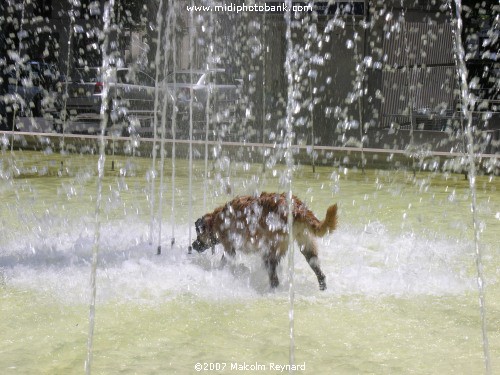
[219,246,235,270]
[219,253,228,269]
[264,256,279,288]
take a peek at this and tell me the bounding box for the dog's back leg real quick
[296,231,326,290]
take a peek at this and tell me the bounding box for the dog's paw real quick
[318,277,327,291]
[270,276,279,289]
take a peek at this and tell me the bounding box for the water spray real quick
[187,0,195,255]
[148,0,165,249]
[170,0,178,249]
[449,1,491,373]
[86,1,114,373]
[284,0,296,367]
[156,1,175,256]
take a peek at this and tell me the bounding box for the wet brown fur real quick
[193,192,337,290]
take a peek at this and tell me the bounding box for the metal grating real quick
[380,20,457,128]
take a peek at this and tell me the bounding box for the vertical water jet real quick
[156,5,174,256]
[85,1,115,372]
[450,1,491,373]
[284,0,295,367]
[170,0,178,248]
[399,0,417,175]
[60,1,76,151]
[10,0,27,151]
[203,4,214,213]
[148,0,165,249]
[187,0,195,254]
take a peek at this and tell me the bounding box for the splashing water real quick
[1,220,478,305]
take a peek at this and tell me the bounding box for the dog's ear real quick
[195,218,205,235]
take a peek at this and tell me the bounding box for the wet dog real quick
[192,192,337,290]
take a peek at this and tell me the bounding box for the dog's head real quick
[192,216,219,253]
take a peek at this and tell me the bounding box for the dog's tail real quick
[308,204,338,237]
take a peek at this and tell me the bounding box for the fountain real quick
[0,0,498,373]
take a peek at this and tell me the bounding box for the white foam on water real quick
[0,219,477,305]
[321,221,476,297]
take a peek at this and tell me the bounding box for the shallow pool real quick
[1,151,498,374]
